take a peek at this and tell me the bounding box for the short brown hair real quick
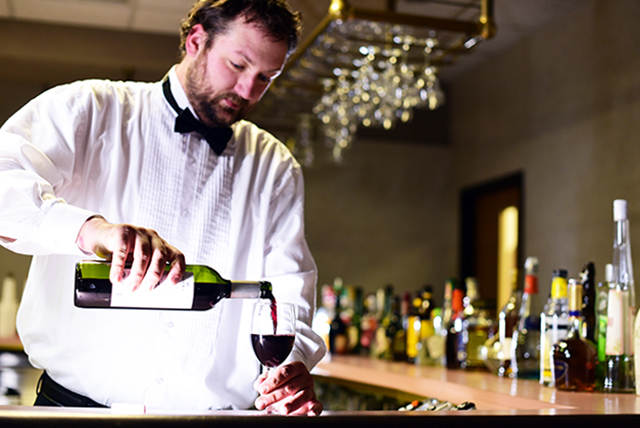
[179,0,302,59]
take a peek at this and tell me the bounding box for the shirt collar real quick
[168,66,200,120]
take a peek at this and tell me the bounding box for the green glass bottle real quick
[75,260,273,310]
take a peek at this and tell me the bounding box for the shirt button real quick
[167,321,174,328]
[182,210,189,217]
[157,378,164,384]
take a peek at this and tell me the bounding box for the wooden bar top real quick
[312,355,640,415]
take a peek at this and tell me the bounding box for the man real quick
[0,0,325,416]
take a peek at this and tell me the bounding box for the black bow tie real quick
[162,78,233,155]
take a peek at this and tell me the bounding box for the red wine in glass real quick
[251,334,295,368]
[252,300,296,369]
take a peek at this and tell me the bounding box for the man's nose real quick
[234,75,258,101]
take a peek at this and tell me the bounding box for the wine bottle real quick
[74,260,273,310]
[551,278,597,391]
[603,199,636,393]
[580,262,597,343]
[510,256,541,379]
[540,269,569,386]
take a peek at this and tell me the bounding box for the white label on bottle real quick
[606,289,626,355]
[111,272,194,309]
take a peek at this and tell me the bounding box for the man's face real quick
[184,18,288,128]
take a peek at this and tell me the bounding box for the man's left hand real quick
[253,361,323,416]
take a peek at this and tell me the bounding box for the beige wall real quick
[449,0,640,312]
[1,0,640,311]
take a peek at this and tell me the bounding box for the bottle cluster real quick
[314,275,498,368]
[313,199,640,396]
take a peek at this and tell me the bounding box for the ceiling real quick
[0,0,587,81]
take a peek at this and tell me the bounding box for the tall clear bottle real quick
[540,269,569,386]
[595,263,613,390]
[604,199,635,393]
[510,257,541,379]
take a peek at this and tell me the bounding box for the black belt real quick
[35,371,107,408]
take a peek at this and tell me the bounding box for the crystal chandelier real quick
[249,0,496,165]
[311,20,447,163]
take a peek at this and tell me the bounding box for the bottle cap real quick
[524,256,539,275]
[605,263,614,282]
[551,271,568,298]
[568,278,582,313]
[614,199,628,221]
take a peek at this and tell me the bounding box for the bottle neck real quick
[613,219,634,290]
[230,280,272,299]
[567,311,583,337]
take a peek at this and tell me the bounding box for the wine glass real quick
[251,300,296,370]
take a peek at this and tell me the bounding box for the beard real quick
[184,53,253,128]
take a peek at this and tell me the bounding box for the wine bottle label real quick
[111,272,195,309]
[606,289,626,355]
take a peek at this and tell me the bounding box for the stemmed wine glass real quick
[251,300,296,370]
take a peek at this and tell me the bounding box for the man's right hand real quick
[75,216,186,291]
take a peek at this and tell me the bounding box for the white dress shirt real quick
[0,68,326,410]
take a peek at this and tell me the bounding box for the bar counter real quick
[313,355,640,414]
[1,354,640,427]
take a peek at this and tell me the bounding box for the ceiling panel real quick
[11,0,132,30]
[131,8,184,34]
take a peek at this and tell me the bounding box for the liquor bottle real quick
[347,286,364,354]
[552,279,597,391]
[595,264,613,390]
[329,279,348,355]
[359,292,377,355]
[483,269,520,376]
[604,199,636,393]
[463,277,494,370]
[540,269,569,386]
[373,285,393,359]
[580,262,597,343]
[445,279,466,369]
[417,286,437,365]
[406,291,423,364]
[312,283,336,352]
[510,256,541,379]
[441,279,454,330]
[391,294,408,361]
[75,260,273,310]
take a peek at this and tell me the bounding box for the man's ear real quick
[184,24,208,57]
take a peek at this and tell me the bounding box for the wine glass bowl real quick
[251,300,296,369]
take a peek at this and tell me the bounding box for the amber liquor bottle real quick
[551,279,597,391]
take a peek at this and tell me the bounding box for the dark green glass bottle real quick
[75,260,273,310]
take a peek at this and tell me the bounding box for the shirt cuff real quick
[38,202,100,256]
